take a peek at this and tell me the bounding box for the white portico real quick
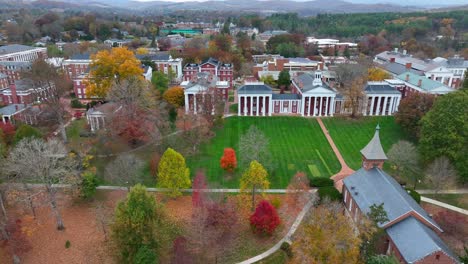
[237,82,273,116]
[363,82,402,116]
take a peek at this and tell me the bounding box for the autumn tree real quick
[240,160,270,211]
[335,62,368,117]
[111,184,177,263]
[425,157,458,194]
[368,67,391,81]
[3,138,79,230]
[250,200,281,235]
[106,76,170,146]
[192,171,208,208]
[86,47,143,98]
[394,93,435,140]
[0,122,15,145]
[105,154,144,191]
[239,125,273,171]
[292,202,361,263]
[176,113,214,154]
[419,89,467,183]
[220,148,237,172]
[13,124,42,145]
[22,59,73,142]
[387,140,421,188]
[157,148,191,197]
[163,86,185,108]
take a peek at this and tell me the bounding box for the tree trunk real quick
[47,187,65,230]
[0,191,7,221]
[58,117,68,143]
[23,184,36,219]
[0,222,9,240]
[251,184,256,211]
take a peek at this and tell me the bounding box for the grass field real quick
[322,116,408,170]
[187,116,340,188]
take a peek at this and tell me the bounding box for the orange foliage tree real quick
[86,47,143,98]
[220,148,237,172]
[163,86,185,108]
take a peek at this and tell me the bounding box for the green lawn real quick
[187,116,340,188]
[322,116,408,170]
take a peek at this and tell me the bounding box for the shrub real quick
[163,86,184,107]
[280,241,293,258]
[228,95,234,102]
[65,240,71,249]
[318,186,342,202]
[229,103,238,114]
[71,98,85,108]
[13,124,42,145]
[250,200,281,235]
[310,177,334,187]
[80,171,99,199]
[405,188,421,204]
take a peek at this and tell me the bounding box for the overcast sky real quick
[133,0,467,6]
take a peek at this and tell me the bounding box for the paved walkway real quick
[417,189,468,194]
[421,196,468,216]
[316,118,354,191]
[238,192,317,264]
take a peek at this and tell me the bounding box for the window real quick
[436,254,440,260]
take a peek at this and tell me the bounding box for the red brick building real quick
[1,79,50,105]
[183,58,233,89]
[0,61,32,84]
[341,126,459,264]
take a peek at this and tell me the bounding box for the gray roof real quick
[365,83,401,95]
[383,63,424,76]
[387,217,458,263]
[343,167,441,230]
[0,61,32,70]
[295,73,335,93]
[360,125,387,160]
[0,104,27,116]
[446,57,468,68]
[70,53,91,60]
[136,52,170,61]
[237,84,272,94]
[0,44,38,55]
[201,57,219,67]
[272,93,301,100]
[13,79,35,91]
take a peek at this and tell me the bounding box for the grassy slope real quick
[187,116,340,188]
[322,116,407,170]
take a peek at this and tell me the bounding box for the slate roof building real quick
[342,126,459,264]
[183,57,233,89]
[0,44,47,62]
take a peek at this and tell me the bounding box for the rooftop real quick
[237,83,273,94]
[343,167,440,231]
[387,217,458,263]
[396,72,454,92]
[0,44,41,55]
[360,125,388,160]
[0,104,27,116]
[365,83,401,95]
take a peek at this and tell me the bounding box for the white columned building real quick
[363,82,402,116]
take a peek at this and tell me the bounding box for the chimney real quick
[403,50,407,55]
[394,48,398,53]
[405,74,409,82]
[9,83,18,104]
[390,57,395,63]
[417,79,422,87]
[405,63,412,69]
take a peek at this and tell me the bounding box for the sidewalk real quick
[316,118,354,191]
[421,196,468,216]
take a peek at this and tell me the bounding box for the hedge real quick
[229,103,238,114]
[310,177,334,187]
[405,188,421,204]
[318,186,342,201]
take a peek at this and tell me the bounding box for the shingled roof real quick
[360,124,387,160]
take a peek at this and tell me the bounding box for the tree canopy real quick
[157,148,191,197]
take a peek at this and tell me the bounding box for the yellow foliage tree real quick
[136,47,149,55]
[292,202,362,263]
[86,47,143,98]
[368,67,391,81]
[163,86,185,108]
[240,160,270,210]
[157,148,191,198]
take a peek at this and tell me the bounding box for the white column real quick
[388,96,395,115]
[395,97,401,112]
[263,96,266,116]
[330,97,335,116]
[184,93,189,113]
[244,97,248,115]
[250,96,253,116]
[300,96,305,116]
[369,96,375,116]
[375,96,382,116]
[238,96,241,116]
[324,97,329,116]
[319,96,323,116]
[268,96,272,116]
[382,96,388,116]
[194,95,197,114]
[256,97,259,116]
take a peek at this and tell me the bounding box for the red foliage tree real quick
[220,148,237,172]
[171,236,193,264]
[192,171,208,208]
[250,200,281,235]
[0,122,16,145]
